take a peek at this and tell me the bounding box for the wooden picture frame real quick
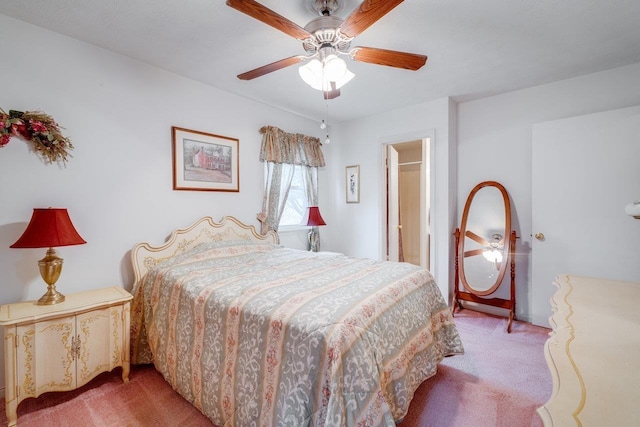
[172,126,239,192]
[346,165,360,203]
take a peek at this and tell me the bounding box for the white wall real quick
[0,14,326,302]
[323,97,457,301]
[457,62,640,322]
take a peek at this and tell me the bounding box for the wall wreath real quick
[0,108,73,164]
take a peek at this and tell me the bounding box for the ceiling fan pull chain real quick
[324,102,331,144]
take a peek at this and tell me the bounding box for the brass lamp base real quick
[37,285,66,305]
[37,248,66,305]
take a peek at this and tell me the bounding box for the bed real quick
[130,216,463,426]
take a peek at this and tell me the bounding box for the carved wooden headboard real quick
[130,216,278,286]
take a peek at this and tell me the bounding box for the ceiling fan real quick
[226,0,428,99]
[464,230,505,268]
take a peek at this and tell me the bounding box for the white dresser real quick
[537,275,640,426]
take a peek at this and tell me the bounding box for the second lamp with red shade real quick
[302,206,326,252]
[10,208,86,305]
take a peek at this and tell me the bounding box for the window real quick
[279,165,308,227]
[258,125,324,234]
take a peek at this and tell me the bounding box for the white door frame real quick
[387,144,400,262]
[380,130,435,272]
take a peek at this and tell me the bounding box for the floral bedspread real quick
[131,242,463,426]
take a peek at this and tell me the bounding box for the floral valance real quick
[259,125,325,167]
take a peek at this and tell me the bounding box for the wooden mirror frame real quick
[452,180,517,332]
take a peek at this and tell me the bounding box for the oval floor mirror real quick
[452,180,517,332]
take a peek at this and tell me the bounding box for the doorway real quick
[385,138,431,269]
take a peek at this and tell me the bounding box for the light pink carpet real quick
[1,309,551,426]
[403,309,552,427]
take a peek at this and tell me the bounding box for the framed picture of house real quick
[346,165,360,203]
[172,126,239,192]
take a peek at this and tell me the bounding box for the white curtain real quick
[258,162,295,233]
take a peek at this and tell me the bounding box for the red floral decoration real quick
[0,108,73,164]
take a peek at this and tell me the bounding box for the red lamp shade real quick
[303,206,326,227]
[11,208,86,249]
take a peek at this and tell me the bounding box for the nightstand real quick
[0,287,133,427]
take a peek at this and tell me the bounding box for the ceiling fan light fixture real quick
[333,68,355,89]
[299,59,324,89]
[482,248,503,264]
[482,233,504,263]
[299,58,354,92]
[323,55,347,81]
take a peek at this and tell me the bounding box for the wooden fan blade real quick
[340,0,404,38]
[352,46,427,70]
[237,56,305,80]
[463,248,485,258]
[226,0,311,40]
[465,230,489,246]
[323,82,340,100]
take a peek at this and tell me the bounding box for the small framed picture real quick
[346,165,360,203]
[172,126,239,192]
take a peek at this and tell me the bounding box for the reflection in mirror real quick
[461,185,508,294]
[453,181,517,332]
[464,232,504,291]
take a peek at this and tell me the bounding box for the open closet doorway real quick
[385,138,431,269]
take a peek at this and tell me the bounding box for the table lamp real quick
[302,206,326,252]
[10,208,86,305]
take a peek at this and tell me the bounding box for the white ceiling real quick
[2,0,640,124]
